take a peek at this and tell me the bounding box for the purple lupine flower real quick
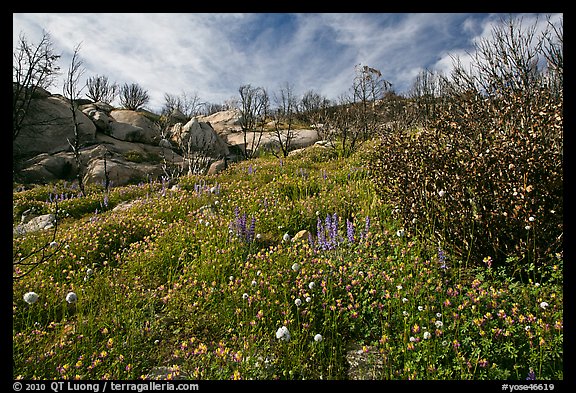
[248,164,254,175]
[360,216,370,240]
[526,368,536,380]
[324,214,332,249]
[331,213,339,242]
[231,207,255,243]
[438,247,447,269]
[346,219,355,243]
[238,213,247,236]
[247,216,256,242]
[317,217,327,250]
[308,231,315,249]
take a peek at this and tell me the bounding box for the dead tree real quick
[270,82,298,157]
[238,84,269,159]
[63,43,87,197]
[13,30,61,142]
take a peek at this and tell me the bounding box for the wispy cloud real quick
[13,12,562,112]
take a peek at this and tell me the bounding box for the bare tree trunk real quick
[64,44,86,196]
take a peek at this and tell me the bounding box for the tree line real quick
[14,14,563,162]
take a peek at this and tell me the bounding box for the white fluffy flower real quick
[396,229,405,237]
[423,331,432,340]
[314,334,323,342]
[283,233,291,242]
[23,291,39,304]
[66,292,78,304]
[435,320,444,328]
[539,301,549,309]
[438,190,446,197]
[276,326,291,341]
[291,263,300,272]
[84,268,94,282]
[49,241,58,248]
[295,298,302,307]
[305,296,312,303]
[242,293,249,300]
[308,281,315,290]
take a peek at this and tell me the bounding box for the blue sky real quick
[13,13,562,113]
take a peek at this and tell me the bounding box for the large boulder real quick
[83,158,163,187]
[17,152,77,183]
[207,159,227,175]
[197,109,242,134]
[172,118,230,158]
[13,213,56,235]
[13,96,97,157]
[80,134,185,186]
[225,129,321,156]
[109,110,161,144]
[82,104,115,134]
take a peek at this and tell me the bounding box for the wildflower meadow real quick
[12,141,563,381]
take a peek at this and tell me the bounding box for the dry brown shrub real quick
[367,86,562,270]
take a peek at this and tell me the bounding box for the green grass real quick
[12,142,563,380]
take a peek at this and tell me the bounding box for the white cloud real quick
[13,12,562,113]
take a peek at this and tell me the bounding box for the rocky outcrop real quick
[225,129,321,156]
[17,132,186,186]
[14,90,322,186]
[14,96,97,157]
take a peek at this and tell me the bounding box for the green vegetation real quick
[13,142,562,380]
[12,14,563,382]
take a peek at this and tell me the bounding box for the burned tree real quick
[13,30,61,142]
[238,84,269,159]
[63,43,87,196]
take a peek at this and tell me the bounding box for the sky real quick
[13,12,562,114]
